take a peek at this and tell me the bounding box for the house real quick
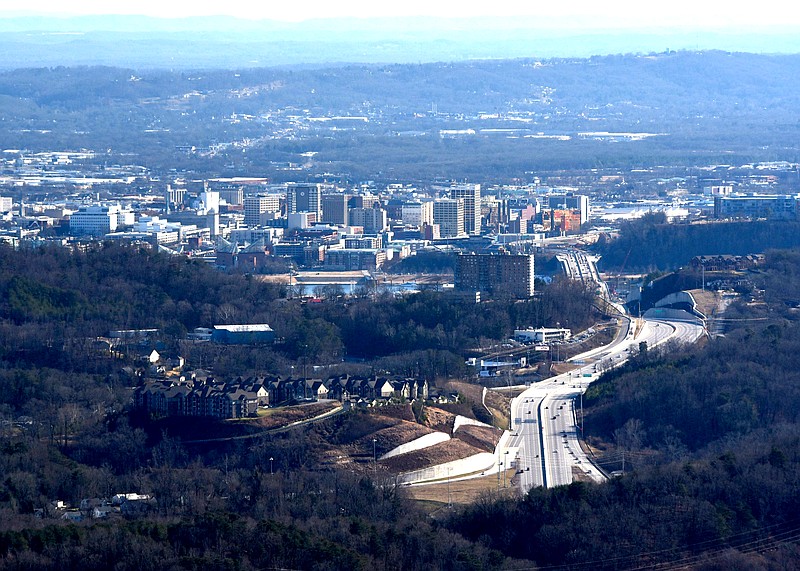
[142,349,160,364]
[306,379,329,400]
[112,493,151,505]
[80,498,105,512]
[92,505,118,519]
[120,497,155,517]
[61,511,84,522]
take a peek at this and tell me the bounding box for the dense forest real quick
[593,214,800,272]
[0,242,591,570]
[0,242,595,373]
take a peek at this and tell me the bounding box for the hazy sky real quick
[4,0,800,29]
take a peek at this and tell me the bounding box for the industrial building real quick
[514,327,571,344]
[211,324,275,344]
[713,194,799,219]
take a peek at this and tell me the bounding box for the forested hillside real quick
[594,214,800,271]
[0,242,590,570]
[2,52,800,181]
[0,243,596,372]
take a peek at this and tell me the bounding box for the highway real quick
[399,249,707,490]
[507,316,705,490]
[504,250,707,491]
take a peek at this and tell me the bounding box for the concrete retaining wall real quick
[397,452,497,485]
[453,414,493,433]
[380,431,450,460]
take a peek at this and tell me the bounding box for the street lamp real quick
[447,467,452,508]
[504,450,509,488]
[269,456,274,475]
[373,438,377,473]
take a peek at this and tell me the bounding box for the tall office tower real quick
[349,194,380,209]
[455,253,535,298]
[322,193,350,225]
[217,187,244,206]
[244,195,281,227]
[349,207,388,233]
[433,198,465,238]
[287,183,323,219]
[483,197,510,228]
[198,190,220,215]
[450,183,481,235]
[402,201,434,227]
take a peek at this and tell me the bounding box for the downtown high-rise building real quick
[286,183,323,219]
[321,193,350,225]
[244,195,281,227]
[450,183,481,235]
[349,206,388,233]
[401,201,434,227]
[547,193,590,225]
[433,198,465,238]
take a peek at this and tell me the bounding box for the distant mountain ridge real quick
[1,15,799,69]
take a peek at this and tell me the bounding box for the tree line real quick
[593,214,800,272]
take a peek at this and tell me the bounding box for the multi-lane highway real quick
[504,247,708,491]
[506,317,706,491]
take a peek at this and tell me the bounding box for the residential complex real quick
[455,252,535,298]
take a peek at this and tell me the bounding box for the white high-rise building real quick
[244,195,281,226]
[197,191,220,215]
[450,183,481,235]
[433,198,465,238]
[401,201,434,227]
[70,205,120,236]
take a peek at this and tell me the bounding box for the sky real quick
[3,0,800,30]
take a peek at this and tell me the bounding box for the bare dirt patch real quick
[421,406,456,433]
[254,401,339,429]
[355,420,434,452]
[381,439,484,473]
[453,424,502,452]
[405,468,520,509]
